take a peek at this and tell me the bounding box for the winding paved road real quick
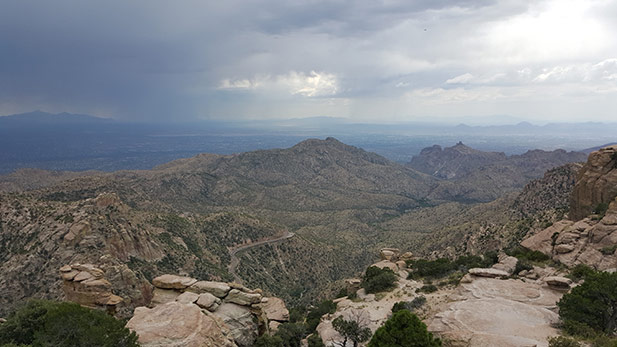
[227,231,295,284]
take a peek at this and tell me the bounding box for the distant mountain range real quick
[1,110,615,174]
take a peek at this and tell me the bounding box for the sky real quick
[1,0,616,124]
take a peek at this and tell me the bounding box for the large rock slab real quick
[151,288,181,306]
[196,293,221,312]
[187,281,231,298]
[570,146,617,221]
[544,276,572,289]
[492,255,518,275]
[152,274,197,290]
[213,303,257,347]
[469,268,509,278]
[429,278,562,347]
[225,289,261,306]
[127,302,236,347]
[370,260,399,273]
[259,297,289,322]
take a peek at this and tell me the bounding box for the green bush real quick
[332,316,371,347]
[306,300,337,333]
[594,203,610,218]
[568,264,596,282]
[514,259,533,275]
[0,300,138,347]
[275,323,305,347]
[591,335,617,347]
[418,284,437,294]
[408,254,497,280]
[392,296,426,313]
[506,246,550,262]
[254,334,284,347]
[362,266,397,294]
[548,336,582,347]
[408,259,453,279]
[368,310,441,347]
[601,245,617,256]
[256,323,305,347]
[307,333,325,347]
[558,271,617,335]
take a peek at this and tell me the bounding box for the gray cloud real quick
[1,0,616,122]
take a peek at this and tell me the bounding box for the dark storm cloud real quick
[1,0,615,122]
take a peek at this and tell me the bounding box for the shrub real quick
[255,334,284,347]
[558,271,617,335]
[568,264,596,282]
[368,310,441,347]
[408,254,497,280]
[332,315,371,347]
[591,335,617,347]
[362,266,397,294]
[306,300,337,333]
[594,203,610,218]
[392,296,426,313]
[336,287,348,298]
[0,300,138,347]
[418,284,437,294]
[548,336,582,347]
[408,259,453,279]
[514,259,533,275]
[506,246,550,262]
[307,333,325,347]
[275,323,305,347]
[601,245,617,256]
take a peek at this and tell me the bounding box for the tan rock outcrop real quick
[59,264,123,314]
[175,291,199,304]
[151,288,181,306]
[544,276,572,289]
[152,274,197,290]
[225,289,262,306]
[187,281,231,298]
[379,248,400,261]
[259,297,289,322]
[127,302,236,347]
[196,293,221,311]
[570,145,617,221]
[429,278,562,347]
[522,200,617,270]
[213,303,258,347]
[468,268,509,278]
[371,260,399,272]
[492,254,518,275]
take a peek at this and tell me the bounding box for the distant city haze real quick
[1,1,617,123]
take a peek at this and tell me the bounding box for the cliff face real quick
[570,145,617,221]
[522,145,617,270]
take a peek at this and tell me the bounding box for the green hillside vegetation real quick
[0,300,137,347]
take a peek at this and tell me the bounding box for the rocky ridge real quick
[126,274,288,347]
[522,145,617,270]
[569,145,617,220]
[410,142,586,203]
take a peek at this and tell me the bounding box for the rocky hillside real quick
[522,145,617,270]
[512,163,582,217]
[410,142,586,203]
[0,138,589,318]
[35,137,435,214]
[409,142,506,179]
[0,192,293,317]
